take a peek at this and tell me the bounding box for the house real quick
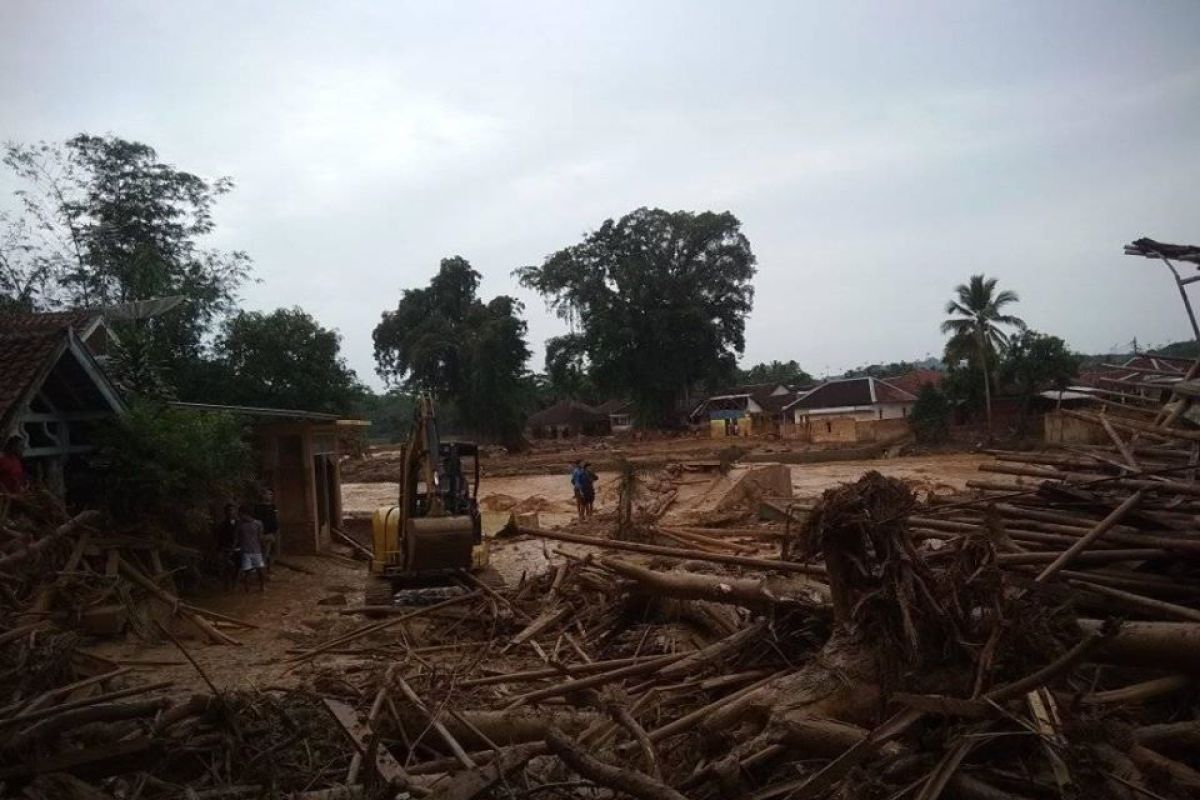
[690,384,794,437]
[526,400,610,439]
[882,368,944,397]
[0,311,127,498]
[594,399,635,433]
[783,377,916,443]
[170,402,368,555]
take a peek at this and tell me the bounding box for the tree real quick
[373,257,531,445]
[1000,329,1079,430]
[2,135,250,390]
[517,207,756,427]
[739,360,813,387]
[940,274,1024,432]
[910,384,952,444]
[544,333,597,402]
[207,308,361,413]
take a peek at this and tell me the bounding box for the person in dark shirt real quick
[214,503,240,590]
[254,489,280,571]
[237,504,266,592]
[582,462,599,517]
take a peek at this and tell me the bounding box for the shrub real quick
[910,385,952,444]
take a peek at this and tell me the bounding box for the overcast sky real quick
[3,1,1199,387]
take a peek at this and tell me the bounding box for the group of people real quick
[570,460,598,521]
[214,491,280,592]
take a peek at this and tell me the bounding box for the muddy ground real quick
[88,451,987,697]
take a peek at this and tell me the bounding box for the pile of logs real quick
[4,360,1200,798]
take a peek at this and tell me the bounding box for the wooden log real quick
[1082,675,1192,705]
[519,527,826,576]
[1034,490,1145,583]
[323,697,415,791]
[0,510,98,568]
[395,675,476,769]
[117,556,240,646]
[460,656,657,688]
[8,698,169,749]
[503,652,686,710]
[545,726,690,800]
[659,620,767,680]
[288,591,480,663]
[1079,619,1200,671]
[601,557,829,611]
[1135,720,1200,756]
[0,680,173,729]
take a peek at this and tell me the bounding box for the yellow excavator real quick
[367,393,492,606]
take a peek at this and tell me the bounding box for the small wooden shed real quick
[171,403,369,555]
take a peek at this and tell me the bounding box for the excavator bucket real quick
[404,515,476,573]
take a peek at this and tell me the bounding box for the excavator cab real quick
[367,396,490,606]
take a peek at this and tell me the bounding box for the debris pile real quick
[3,373,1200,798]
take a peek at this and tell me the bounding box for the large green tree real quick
[373,257,531,444]
[517,207,756,426]
[1000,329,1079,430]
[207,307,361,413]
[739,359,812,387]
[940,274,1024,431]
[2,135,250,390]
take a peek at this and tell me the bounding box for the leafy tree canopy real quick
[910,384,952,444]
[373,257,531,444]
[940,274,1024,367]
[840,360,924,380]
[1152,339,1200,359]
[517,207,756,426]
[1000,329,1079,400]
[738,359,812,387]
[2,134,251,390]
[544,333,598,403]
[201,307,362,414]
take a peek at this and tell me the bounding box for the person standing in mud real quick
[254,488,280,572]
[579,461,598,519]
[570,460,586,521]
[214,502,240,590]
[236,504,267,592]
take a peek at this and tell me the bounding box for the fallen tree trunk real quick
[1078,619,1200,671]
[0,510,99,569]
[518,527,826,576]
[601,557,830,611]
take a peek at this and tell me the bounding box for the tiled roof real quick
[526,399,607,428]
[0,310,101,335]
[786,377,916,411]
[0,330,67,434]
[594,399,633,415]
[883,369,943,396]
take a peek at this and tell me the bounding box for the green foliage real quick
[90,401,251,526]
[544,333,598,402]
[351,389,416,444]
[1001,330,1079,431]
[910,384,952,444]
[1001,330,1078,394]
[942,361,985,409]
[373,257,532,445]
[2,135,250,391]
[841,361,922,380]
[738,359,812,387]
[197,307,361,413]
[940,274,1024,367]
[518,207,756,427]
[1153,339,1200,359]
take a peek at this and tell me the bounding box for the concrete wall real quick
[854,417,911,443]
[810,416,859,443]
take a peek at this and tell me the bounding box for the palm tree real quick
[941,275,1024,431]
